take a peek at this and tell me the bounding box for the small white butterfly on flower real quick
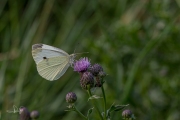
[32,44,76,81]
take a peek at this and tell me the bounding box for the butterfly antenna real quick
[73,42,89,55]
[75,52,89,56]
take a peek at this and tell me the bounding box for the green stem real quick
[87,89,104,120]
[101,85,107,120]
[74,105,87,120]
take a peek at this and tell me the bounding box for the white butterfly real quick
[32,43,76,81]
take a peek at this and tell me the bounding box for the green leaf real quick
[109,104,129,113]
[113,104,129,111]
[88,95,102,101]
[106,103,129,119]
[67,105,74,109]
[65,105,75,112]
[65,109,75,112]
[87,107,94,118]
[107,103,129,118]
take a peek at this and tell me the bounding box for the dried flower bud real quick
[74,57,90,73]
[80,72,94,90]
[90,64,103,76]
[66,92,77,103]
[19,107,30,120]
[122,109,133,119]
[30,110,40,119]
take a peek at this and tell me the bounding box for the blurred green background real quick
[1,0,180,120]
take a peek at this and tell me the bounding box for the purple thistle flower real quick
[74,57,90,73]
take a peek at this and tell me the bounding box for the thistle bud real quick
[122,109,134,119]
[66,92,77,103]
[90,64,106,87]
[30,110,40,119]
[19,107,30,120]
[80,72,94,90]
[90,64,103,76]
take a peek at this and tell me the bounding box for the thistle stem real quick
[73,105,87,120]
[87,89,104,120]
[101,85,107,120]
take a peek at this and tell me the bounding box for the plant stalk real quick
[87,89,104,120]
[74,105,87,120]
[101,85,107,120]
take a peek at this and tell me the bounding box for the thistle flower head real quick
[80,72,94,90]
[30,110,40,119]
[90,64,106,87]
[122,109,133,119]
[74,57,90,73]
[66,92,77,103]
[19,107,30,120]
[90,64,103,76]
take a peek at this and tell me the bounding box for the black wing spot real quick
[43,57,49,65]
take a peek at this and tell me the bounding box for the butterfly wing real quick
[37,56,70,80]
[32,44,69,64]
[32,44,70,81]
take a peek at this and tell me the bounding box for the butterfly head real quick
[69,54,76,66]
